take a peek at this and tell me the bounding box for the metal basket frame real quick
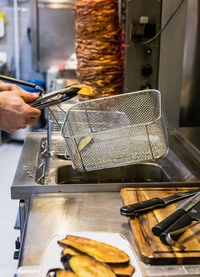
[61,90,169,172]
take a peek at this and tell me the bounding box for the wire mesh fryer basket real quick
[47,101,75,157]
[61,90,169,172]
[47,107,66,156]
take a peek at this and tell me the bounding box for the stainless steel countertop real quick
[14,127,200,276]
[11,128,200,200]
[17,192,200,277]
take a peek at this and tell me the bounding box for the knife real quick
[152,191,200,237]
[158,192,200,249]
[120,188,200,217]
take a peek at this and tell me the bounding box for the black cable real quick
[141,0,185,45]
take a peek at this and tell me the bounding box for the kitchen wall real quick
[0,0,44,81]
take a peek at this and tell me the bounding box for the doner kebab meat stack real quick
[73,0,123,99]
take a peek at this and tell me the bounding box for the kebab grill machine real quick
[11,0,200,276]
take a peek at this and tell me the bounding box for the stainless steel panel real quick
[178,127,200,151]
[57,163,170,184]
[30,0,76,71]
[124,0,161,92]
[159,0,200,127]
[158,0,187,127]
[125,0,200,127]
[179,0,200,126]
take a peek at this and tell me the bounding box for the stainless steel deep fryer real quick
[61,89,169,172]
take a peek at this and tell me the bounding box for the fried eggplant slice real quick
[46,268,78,277]
[58,235,129,263]
[68,255,116,277]
[62,247,82,256]
[61,250,135,276]
[57,270,78,277]
[75,83,94,96]
[61,248,83,270]
[61,254,74,270]
[109,263,135,277]
[78,135,94,152]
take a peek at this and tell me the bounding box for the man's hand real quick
[0,82,41,133]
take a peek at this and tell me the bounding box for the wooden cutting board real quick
[121,187,200,265]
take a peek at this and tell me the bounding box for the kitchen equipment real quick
[11,129,200,276]
[124,0,200,128]
[62,89,168,172]
[120,187,200,265]
[124,0,161,93]
[30,86,80,109]
[47,107,67,156]
[156,192,200,250]
[30,0,76,72]
[160,211,200,251]
[152,192,200,237]
[120,188,200,217]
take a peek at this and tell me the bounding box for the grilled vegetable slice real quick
[62,247,82,256]
[57,270,78,277]
[109,263,135,277]
[75,84,94,96]
[61,253,134,277]
[61,254,73,270]
[68,255,116,277]
[58,235,129,263]
[78,135,94,152]
[46,268,78,277]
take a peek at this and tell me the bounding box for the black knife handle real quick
[152,209,185,236]
[160,213,192,245]
[120,197,165,216]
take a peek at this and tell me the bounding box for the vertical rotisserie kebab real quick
[73,0,123,99]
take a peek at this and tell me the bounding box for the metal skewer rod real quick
[0,74,45,94]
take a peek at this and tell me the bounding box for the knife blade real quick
[159,193,200,247]
[120,188,200,217]
[152,191,200,236]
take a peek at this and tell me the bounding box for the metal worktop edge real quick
[11,128,200,200]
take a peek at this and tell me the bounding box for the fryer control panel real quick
[123,0,162,92]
